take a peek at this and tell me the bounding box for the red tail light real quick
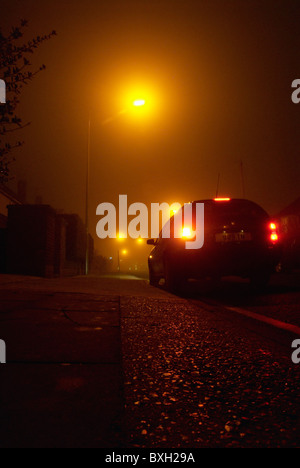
[214,197,231,202]
[268,221,279,244]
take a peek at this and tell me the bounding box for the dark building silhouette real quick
[58,213,88,276]
[0,184,22,228]
[0,185,95,278]
[54,214,66,277]
[7,205,57,277]
[0,185,23,273]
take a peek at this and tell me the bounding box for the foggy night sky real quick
[1,0,300,261]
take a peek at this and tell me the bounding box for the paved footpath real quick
[0,274,300,448]
[0,274,171,448]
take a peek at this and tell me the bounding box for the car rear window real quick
[198,200,268,220]
[161,199,269,238]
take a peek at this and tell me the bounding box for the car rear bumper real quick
[172,243,281,279]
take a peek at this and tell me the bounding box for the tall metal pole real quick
[85,113,91,275]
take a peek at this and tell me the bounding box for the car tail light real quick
[214,197,231,201]
[182,227,193,238]
[268,221,279,244]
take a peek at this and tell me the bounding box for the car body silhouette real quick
[147,198,281,292]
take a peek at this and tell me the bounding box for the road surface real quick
[0,272,299,448]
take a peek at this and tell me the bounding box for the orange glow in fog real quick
[133,99,146,106]
[182,227,192,238]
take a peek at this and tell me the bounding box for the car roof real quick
[192,198,257,204]
[183,198,269,217]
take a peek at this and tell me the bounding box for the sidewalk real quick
[0,275,125,448]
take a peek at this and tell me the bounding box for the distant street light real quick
[117,248,128,272]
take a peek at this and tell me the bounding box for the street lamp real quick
[85,112,91,276]
[85,99,145,275]
[133,99,146,107]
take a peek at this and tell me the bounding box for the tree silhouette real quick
[0,19,56,183]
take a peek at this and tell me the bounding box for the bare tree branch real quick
[0,20,56,183]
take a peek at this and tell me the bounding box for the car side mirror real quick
[147,239,156,245]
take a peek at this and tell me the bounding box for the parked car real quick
[147,198,281,292]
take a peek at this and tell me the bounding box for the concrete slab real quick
[0,281,125,448]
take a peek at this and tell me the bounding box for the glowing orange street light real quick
[133,99,145,107]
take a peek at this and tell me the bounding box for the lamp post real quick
[85,112,91,275]
[85,99,145,275]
